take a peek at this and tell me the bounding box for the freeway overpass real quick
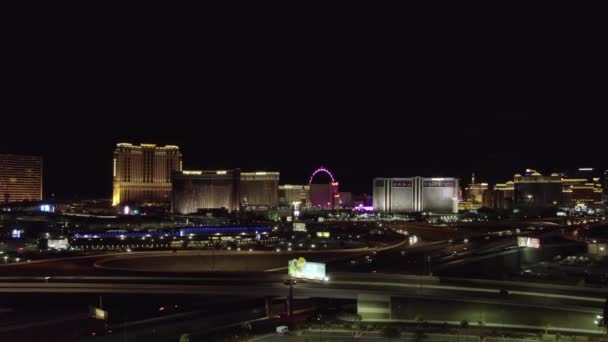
[1,272,606,333]
[0,272,608,311]
[1,272,605,305]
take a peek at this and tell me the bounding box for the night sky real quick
[2,4,607,199]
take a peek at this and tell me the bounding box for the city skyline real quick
[1,142,605,201]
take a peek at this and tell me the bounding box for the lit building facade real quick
[604,170,608,204]
[172,170,240,214]
[240,172,279,208]
[513,170,562,207]
[172,169,280,214]
[278,184,310,207]
[112,143,182,206]
[373,177,459,213]
[490,181,514,209]
[0,154,43,203]
[337,192,353,207]
[464,181,489,210]
[490,169,604,211]
[561,178,603,210]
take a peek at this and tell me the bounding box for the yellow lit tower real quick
[112,143,182,206]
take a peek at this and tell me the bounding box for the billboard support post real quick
[288,276,294,319]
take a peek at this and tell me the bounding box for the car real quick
[83,321,112,337]
[499,289,509,296]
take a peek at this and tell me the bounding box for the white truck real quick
[276,326,289,335]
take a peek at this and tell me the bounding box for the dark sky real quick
[1,3,607,199]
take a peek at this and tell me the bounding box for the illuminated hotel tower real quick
[112,143,182,206]
[0,154,43,203]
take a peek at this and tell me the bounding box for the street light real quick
[527,194,533,206]
[317,314,323,342]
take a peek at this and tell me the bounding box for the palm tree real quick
[241,322,253,337]
[543,321,552,335]
[354,314,362,335]
[457,320,469,342]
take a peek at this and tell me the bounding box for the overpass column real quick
[265,297,272,318]
[287,279,294,318]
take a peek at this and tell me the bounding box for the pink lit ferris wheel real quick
[309,166,339,208]
[308,167,336,185]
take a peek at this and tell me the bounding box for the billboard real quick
[288,257,327,281]
[293,223,307,232]
[517,236,540,248]
[47,239,69,250]
[88,307,108,320]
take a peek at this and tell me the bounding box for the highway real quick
[1,272,605,335]
[0,272,605,310]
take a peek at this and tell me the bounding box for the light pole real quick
[288,276,294,320]
[317,314,323,342]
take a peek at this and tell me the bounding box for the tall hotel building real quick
[112,143,182,206]
[172,170,241,213]
[373,177,459,213]
[240,172,279,207]
[171,169,280,214]
[0,154,43,203]
[279,185,310,207]
[512,170,562,207]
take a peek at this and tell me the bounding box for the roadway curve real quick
[93,238,409,273]
[0,237,408,276]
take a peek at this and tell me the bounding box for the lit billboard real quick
[293,223,307,232]
[89,306,108,320]
[288,257,327,281]
[517,236,540,248]
[47,239,69,250]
